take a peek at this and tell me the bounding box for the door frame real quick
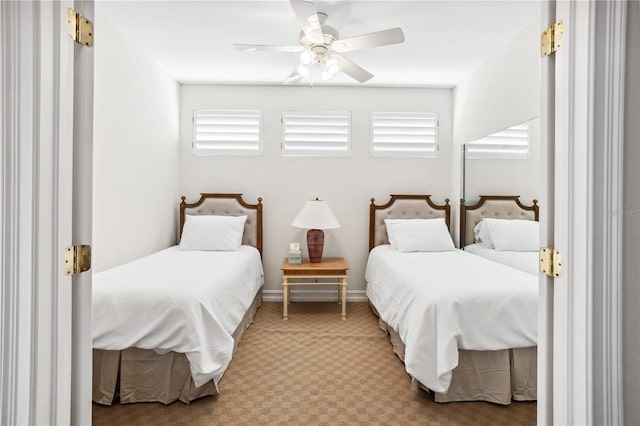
[1,1,75,424]
[0,2,94,425]
[543,1,627,424]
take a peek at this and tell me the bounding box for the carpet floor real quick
[92,301,536,425]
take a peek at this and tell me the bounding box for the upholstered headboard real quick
[460,195,538,248]
[369,194,451,251]
[179,193,263,255]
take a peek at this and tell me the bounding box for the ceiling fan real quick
[233,0,405,84]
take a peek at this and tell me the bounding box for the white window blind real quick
[370,112,439,157]
[282,111,351,156]
[466,122,530,159]
[192,110,262,156]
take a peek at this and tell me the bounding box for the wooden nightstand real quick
[280,257,349,320]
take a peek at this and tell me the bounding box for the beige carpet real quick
[92,302,536,425]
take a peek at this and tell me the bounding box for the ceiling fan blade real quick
[332,54,374,83]
[331,28,405,53]
[284,68,303,85]
[289,0,324,43]
[234,44,303,53]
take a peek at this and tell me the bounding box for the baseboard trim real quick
[262,289,368,302]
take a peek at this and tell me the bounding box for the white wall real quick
[180,85,452,296]
[451,18,541,244]
[93,17,180,272]
[624,2,640,424]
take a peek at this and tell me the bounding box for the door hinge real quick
[541,20,563,57]
[539,247,562,277]
[65,245,92,275]
[67,8,94,47]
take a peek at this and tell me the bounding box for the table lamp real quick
[291,197,341,263]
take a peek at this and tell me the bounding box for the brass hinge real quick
[541,20,563,57]
[539,247,562,277]
[540,21,564,56]
[67,9,94,47]
[65,245,92,275]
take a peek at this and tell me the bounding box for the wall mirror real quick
[460,117,540,250]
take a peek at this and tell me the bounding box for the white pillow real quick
[482,218,539,252]
[385,218,455,252]
[384,219,398,247]
[179,214,247,251]
[473,221,494,248]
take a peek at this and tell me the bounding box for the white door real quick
[541,1,627,425]
[0,2,94,425]
[70,1,95,424]
[537,2,556,425]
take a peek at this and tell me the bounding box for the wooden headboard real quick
[369,194,451,251]
[460,195,538,248]
[179,193,263,255]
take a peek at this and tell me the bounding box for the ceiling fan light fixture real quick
[321,61,332,80]
[300,49,315,65]
[326,57,339,74]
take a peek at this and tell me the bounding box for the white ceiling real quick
[96,0,541,88]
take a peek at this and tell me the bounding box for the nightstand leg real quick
[283,279,289,320]
[341,278,347,320]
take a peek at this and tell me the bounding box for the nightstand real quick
[280,257,349,320]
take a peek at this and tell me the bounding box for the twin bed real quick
[92,193,263,405]
[366,194,539,404]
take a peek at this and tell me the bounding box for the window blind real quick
[466,122,529,159]
[192,110,262,156]
[282,111,351,156]
[370,112,438,157]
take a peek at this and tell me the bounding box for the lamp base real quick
[306,229,324,263]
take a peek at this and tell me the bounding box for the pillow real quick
[179,214,247,251]
[482,218,539,252]
[473,221,494,248]
[385,218,455,252]
[384,219,398,247]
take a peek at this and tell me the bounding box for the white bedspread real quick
[365,245,537,393]
[464,243,539,275]
[93,245,264,387]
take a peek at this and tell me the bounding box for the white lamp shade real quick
[291,199,341,230]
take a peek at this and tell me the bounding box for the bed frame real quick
[180,193,263,255]
[93,193,263,405]
[460,195,538,248]
[367,194,536,404]
[369,194,451,251]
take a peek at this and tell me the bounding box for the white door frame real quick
[1,1,74,425]
[588,1,626,424]
[0,2,94,425]
[546,1,626,424]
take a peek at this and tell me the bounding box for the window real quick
[192,110,262,156]
[465,122,530,159]
[370,112,438,157]
[282,111,351,157]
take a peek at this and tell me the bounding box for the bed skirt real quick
[369,302,537,405]
[92,288,263,405]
